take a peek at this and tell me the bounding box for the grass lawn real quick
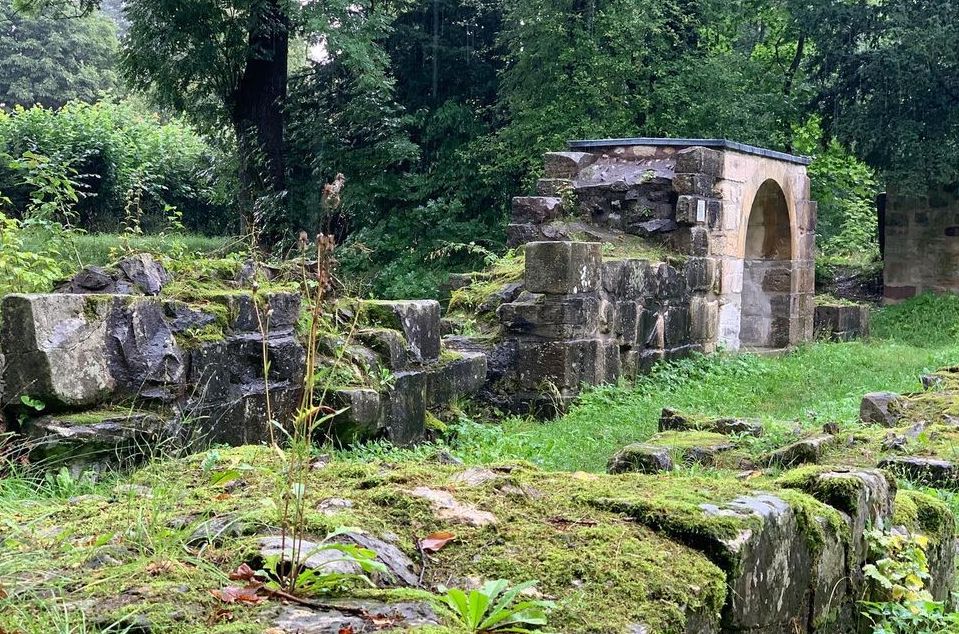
[444,293,959,472]
[23,231,243,270]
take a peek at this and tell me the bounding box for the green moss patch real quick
[0,450,731,634]
[894,490,956,543]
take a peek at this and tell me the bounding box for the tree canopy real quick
[0,0,117,109]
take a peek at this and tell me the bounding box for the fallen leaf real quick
[209,585,264,605]
[146,560,175,576]
[419,531,456,553]
[338,627,355,634]
[228,563,257,581]
[0,583,7,599]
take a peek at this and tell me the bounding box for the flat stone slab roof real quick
[566,137,811,166]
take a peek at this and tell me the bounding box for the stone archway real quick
[740,179,793,349]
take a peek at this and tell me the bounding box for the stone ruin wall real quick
[883,185,959,303]
[0,138,819,468]
[0,256,487,473]
[482,140,817,411]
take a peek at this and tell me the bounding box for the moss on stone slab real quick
[893,489,955,543]
[0,449,730,634]
[777,489,850,555]
[446,250,525,318]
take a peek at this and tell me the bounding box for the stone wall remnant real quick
[882,186,959,303]
[502,138,816,358]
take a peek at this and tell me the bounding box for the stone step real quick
[22,410,178,476]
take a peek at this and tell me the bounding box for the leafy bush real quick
[793,117,881,260]
[860,529,959,633]
[0,212,67,296]
[0,100,235,234]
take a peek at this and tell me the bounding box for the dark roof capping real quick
[566,137,812,166]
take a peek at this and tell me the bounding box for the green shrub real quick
[0,212,67,296]
[0,100,235,234]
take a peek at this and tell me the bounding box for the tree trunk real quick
[232,0,289,239]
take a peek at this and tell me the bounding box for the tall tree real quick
[0,0,117,109]
[796,0,959,188]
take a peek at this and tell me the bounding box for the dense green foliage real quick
[12,0,959,295]
[0,100,234,233]
[796,0,959,190]
[0,0,117,109]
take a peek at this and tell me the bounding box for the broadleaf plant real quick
[438,579,553,633]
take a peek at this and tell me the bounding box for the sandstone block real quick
[512,196,564,224]
[536,178,574,197]
[425,352,487,408]
[361,300,441,363]
[543,151,597,178]
[328,388,381,444]
[674,146,723,177]
[1,294,114,407]
[382,370,427,446]
[524,241,602,294]
[497,294,600,339]
[859,392,902,426]
[607,444,673,474]
[515,339,619,390]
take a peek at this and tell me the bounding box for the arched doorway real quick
[740,179,793,350]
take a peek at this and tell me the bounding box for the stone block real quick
[764,435,839,467]
[782,468,894,607]
[228,292,301,333]
[614,301,643,346]
[685,257,717,293]
[602,259,652,299]
[672,173,717,197]
[515,339,619,390]
[425,352,487,408]
[1,294,114,407]
[658,408,762,436]
[106,299,188,395]
[117,253,171,296]
[607,444,673,474]
[524,241,602,295]
[879,457,957,488]
[497,294,600,339]
[22,411,173,476]
[641,307,666,349]
[382,370,427,445]
[543,151,597,178]
[814,304,870,341]
[355,328,409,370]
[669,226,710,256]
[361,300,441,363]
[675,195,710,225]
[674,146,723,177]
[328,388,381,444]
[600,493,815,632]
[859,392,902,426]
[654,263,688,300]
[664,306,690,346]
[536,178,573,197]
[689,297,718,343]
[511,196,564,224]
[760,266,793,293]
[192,383,301,446]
